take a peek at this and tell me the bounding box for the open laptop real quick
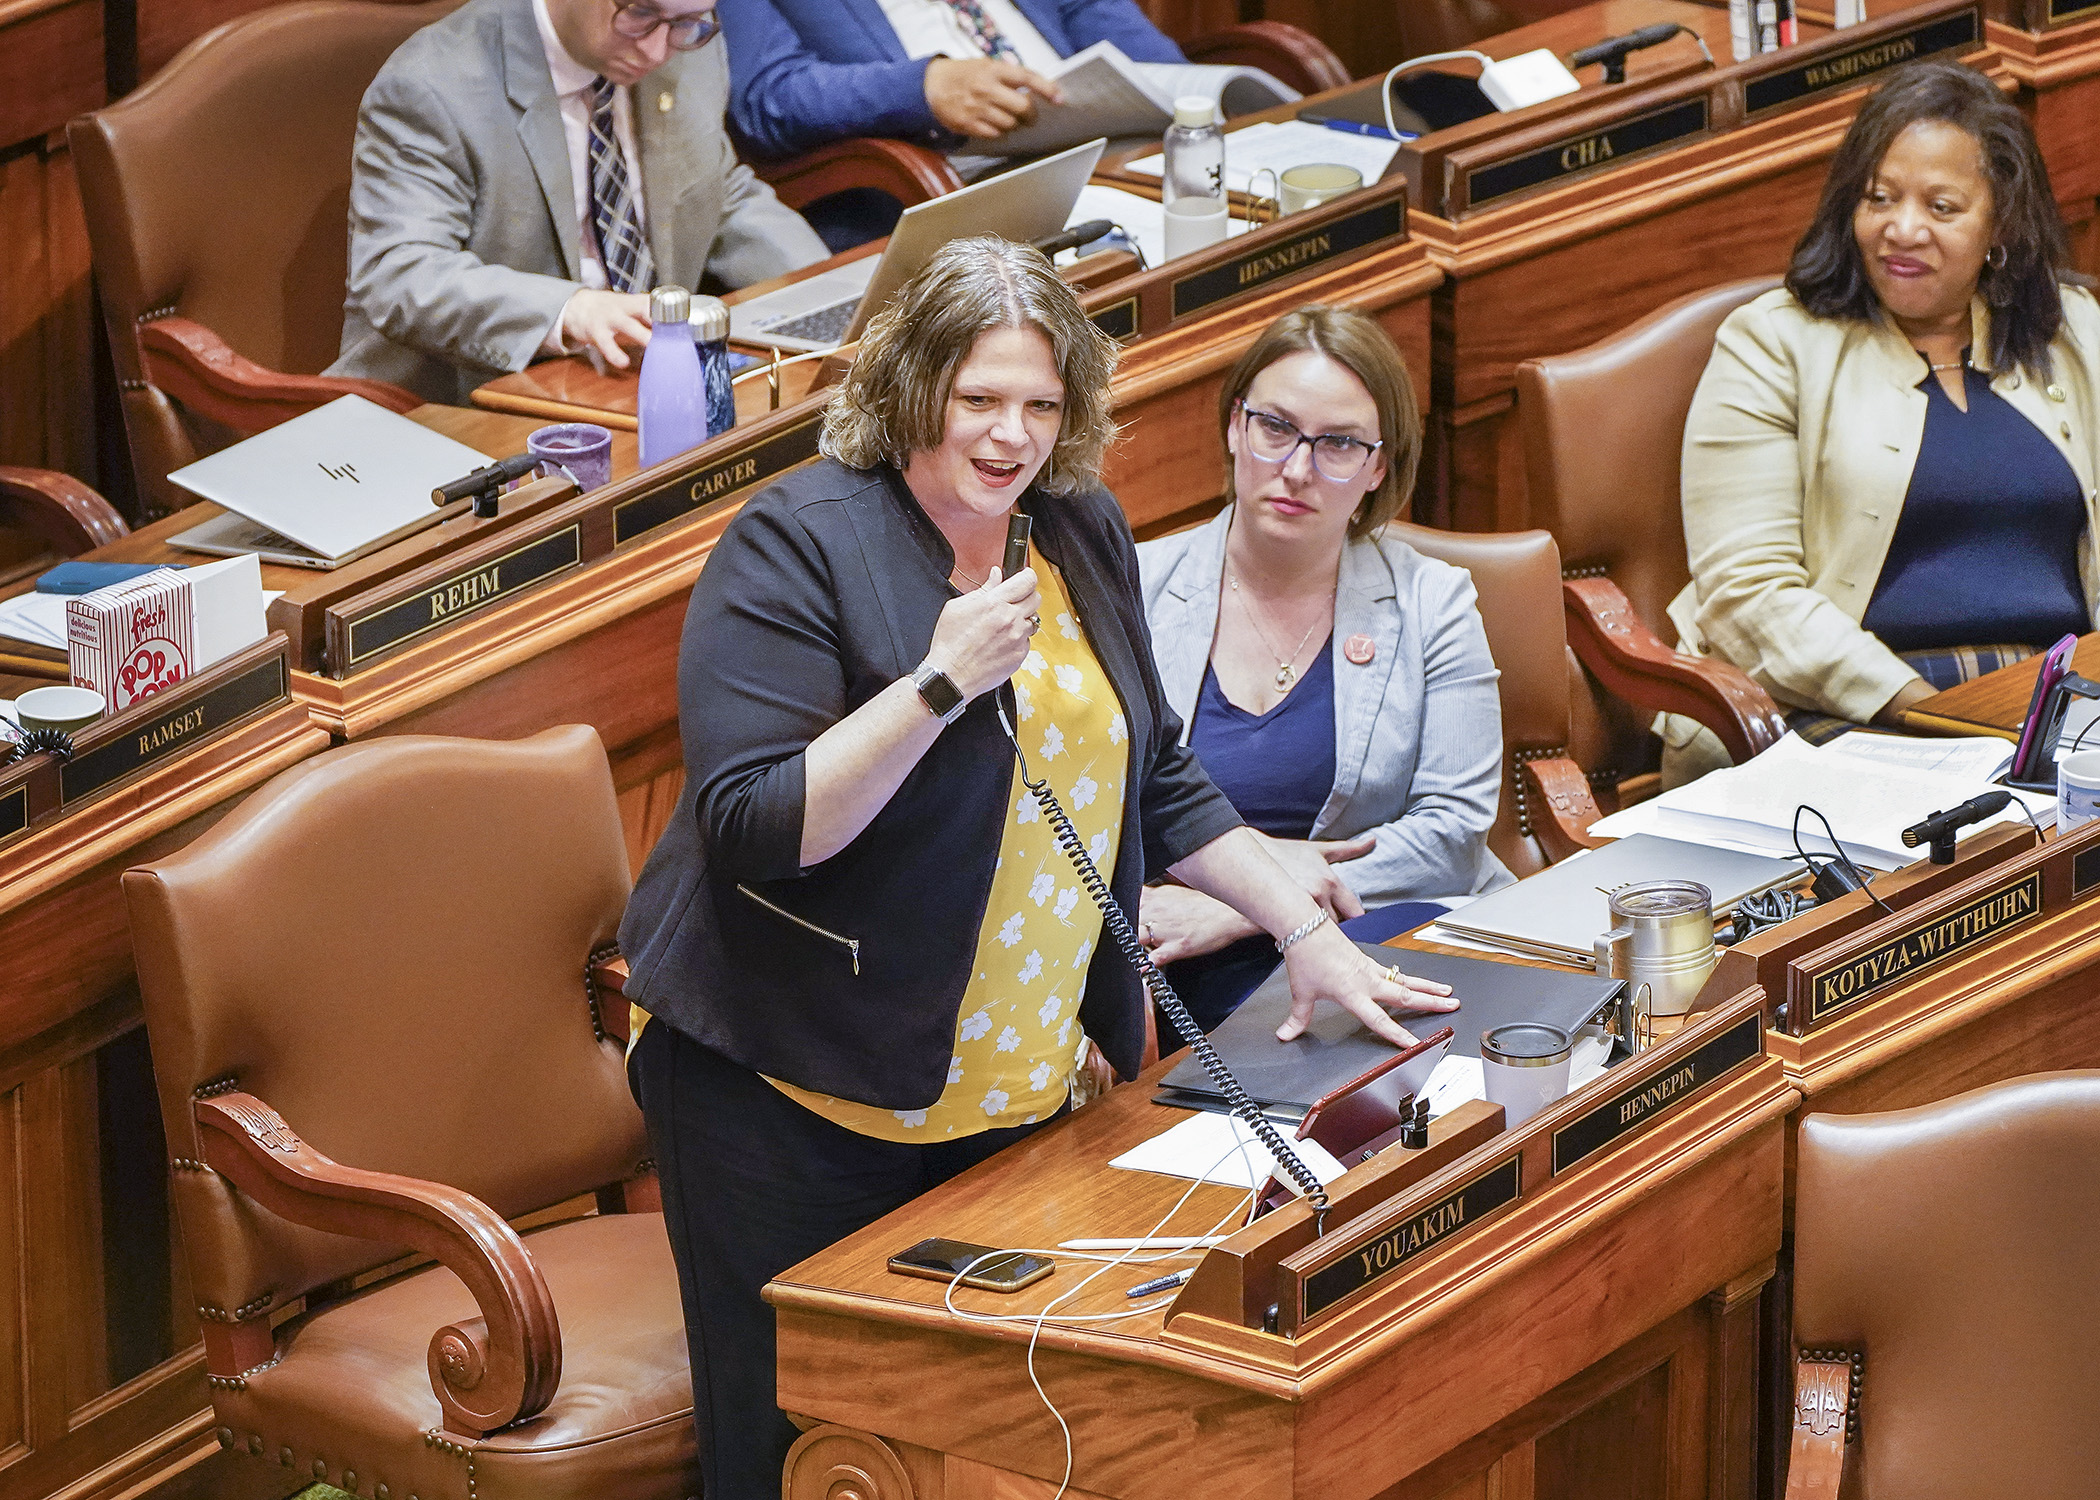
[167,395,493,570]
[731,138,1107,354]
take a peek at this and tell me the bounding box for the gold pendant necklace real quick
[1229,574,1331,692]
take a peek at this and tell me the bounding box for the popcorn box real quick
[66,555,267,712]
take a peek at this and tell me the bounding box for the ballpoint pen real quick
[1297,113,1410,142]
[1126,1269,1194,1299]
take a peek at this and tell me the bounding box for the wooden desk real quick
[0,641,329,1500]
[1899,631,2100,739]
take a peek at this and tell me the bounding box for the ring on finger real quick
[1027,613,1042,635]
[1382,964,1403,986]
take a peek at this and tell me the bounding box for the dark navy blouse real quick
[1861,362,2088,653]
[1187,635,1337,839]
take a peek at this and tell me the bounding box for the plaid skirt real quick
[1788,644,2040,745]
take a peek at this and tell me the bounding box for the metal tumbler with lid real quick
[688,294,736,441]
[1594,879,1717,1021]
[1480,1023,1574,1128]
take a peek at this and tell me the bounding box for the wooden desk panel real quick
[1991,12,2100,273]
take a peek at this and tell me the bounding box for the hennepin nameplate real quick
[1465,98,1709,210]
[1298,1156,1522,1324]
[1743,11,1979,116]
[1801,869,2044,1028]
[1551,1012,1762,1175]
[345,525,582,667]
[59,652,288,807]
[612,412,824,547]
[1169,198,1404,321]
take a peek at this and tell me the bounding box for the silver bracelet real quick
[1275,910,1330,954]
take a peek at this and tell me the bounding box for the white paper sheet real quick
[1821,731,2014,782]
[1125,119,1401,196]
[1109,1110,1347,1190]
[0,591,69,650]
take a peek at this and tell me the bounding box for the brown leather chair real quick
[121,726,694,1500]
[1394,0,1596,60]
[0,466,130,588]
[1390,522,1600,878]
[1182,21,1351,94]
[1786,1072,2100,1498]
[1517,277,1788,798]
[70,0,453,516]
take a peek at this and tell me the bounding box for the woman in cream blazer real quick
[1668,62,2100,780]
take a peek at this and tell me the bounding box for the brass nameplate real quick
[1090,296,1139,342]
[1801,869,2043,1028]
[1552,1013,1763,1175]
[59,653,288,807]
[344,525,581,668]
[1296,1155,1520,1325]
[1169,198,1404,321]
[1466,98,1709,209]
[2076,845,2100,898]
[2051,0,2100,21]
[1743,11,1980,115]
[612,413,824,547]
[0,782,26,850]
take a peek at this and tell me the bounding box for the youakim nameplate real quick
[1293,1155,1521,1326]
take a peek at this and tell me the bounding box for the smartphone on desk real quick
[888,1237,1054,1293]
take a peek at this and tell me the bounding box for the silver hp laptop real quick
[167,395,492,570]
[731,138,1107,353]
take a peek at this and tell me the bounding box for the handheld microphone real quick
[433,452,541,517]
[1901,790,2012,865]
[1002,512,1033,580]
[1028,220,1115,259]
[1570,22,1703,83]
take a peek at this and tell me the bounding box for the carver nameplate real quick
[344,525,581,668]
[0,782,26,851]
[1552,1013,1762,1175]
[1465,99,1709,210]
[1802,869,2043,1028]
[1744,12,1979,115]
[612,413,823,547]
[1170,199,1403,321]
[1090,296,1138,342]
[1297,1156,1521,1324]
[59,653,288,807]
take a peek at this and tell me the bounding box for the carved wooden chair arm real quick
[1183,21,1351,94]
[750,136,963,212]
[1563,576,1788,767]
[139,317,423,439]
[1520,753,1606,863]
[1784,1350,1858,1499]
[0,466,131,553]
[195,1091,561,1438]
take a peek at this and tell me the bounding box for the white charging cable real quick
[1380,51,1495,142]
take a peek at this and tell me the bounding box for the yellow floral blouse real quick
[768,549,1130,1140]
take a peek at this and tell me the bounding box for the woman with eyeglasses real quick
[1137,306,1512,1030]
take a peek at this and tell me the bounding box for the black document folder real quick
[1157,941,1625,1118]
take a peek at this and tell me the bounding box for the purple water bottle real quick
[638,285,707,468]
[690,294,737,440]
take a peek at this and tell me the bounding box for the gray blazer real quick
[1138,507,1512,903]
[328,0,827,406]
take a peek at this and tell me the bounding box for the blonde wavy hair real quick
[821,236,1120,496]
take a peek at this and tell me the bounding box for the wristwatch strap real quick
[912,664,967,725]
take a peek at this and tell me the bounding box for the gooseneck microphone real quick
[1028,220,1115,259]
[1901,790,2012,864]
[1571,22,1707,83]
[433,452,541,518]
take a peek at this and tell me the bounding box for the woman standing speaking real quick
[619,237,1456,1496]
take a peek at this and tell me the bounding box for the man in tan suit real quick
[331,0,826,405]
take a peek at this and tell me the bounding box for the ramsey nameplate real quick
[1744,12,1979,115]
[1298,1156,1521,1324]
[612,413,823,547]
[0,782,26,851]
[1804,869,2043,1028]
[60,653,287,807]
[345,525,582,667]
[1169,198,1403,321]
[1466,99,1709,210]
[1090,296,1139,342]
[1552,1013,1763,1175]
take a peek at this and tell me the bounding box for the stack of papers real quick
[0,592,68,650]
[985,41,1297,157]
[1589,732,2045,870]
[1125,119,1402,196]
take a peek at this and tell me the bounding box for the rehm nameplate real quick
[1743,12,1979,115]
[1465,99,1709,210]
[1298,1156,1521,1324]
[612,413,824,547]
[1803,870,2043,1028]
[1552,1013,1763,1175]
[60,653,288,807]
[1169,199,1403,321]
[345,525,582,667]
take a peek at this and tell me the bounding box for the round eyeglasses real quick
[1237,403,1383,483]
[611,2,720,49]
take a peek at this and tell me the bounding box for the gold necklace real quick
[1228,573,1332,691]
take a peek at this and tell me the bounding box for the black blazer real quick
[620,459,1242,1107]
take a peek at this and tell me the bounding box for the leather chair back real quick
[1395,1,1594,59]
[1794,1072,2100,1497]
[124,727,643,1329]
[1387,522,1570,877]
[69,0,458,504]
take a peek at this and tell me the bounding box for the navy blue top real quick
[1188,636,1337,840]
[1861,361,2088,653]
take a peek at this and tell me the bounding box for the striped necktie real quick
[939,0,1019,62]
[585,76,656,295]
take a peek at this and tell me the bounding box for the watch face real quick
[917,668,964,721]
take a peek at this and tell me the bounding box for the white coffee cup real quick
[2059,749,2100,832]
[1278,162,1363,215]
[1480,1023,1574,1130]
[1162,196,1229,260]
[15,685,106,734]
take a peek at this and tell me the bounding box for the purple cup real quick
[528,422,613,493]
